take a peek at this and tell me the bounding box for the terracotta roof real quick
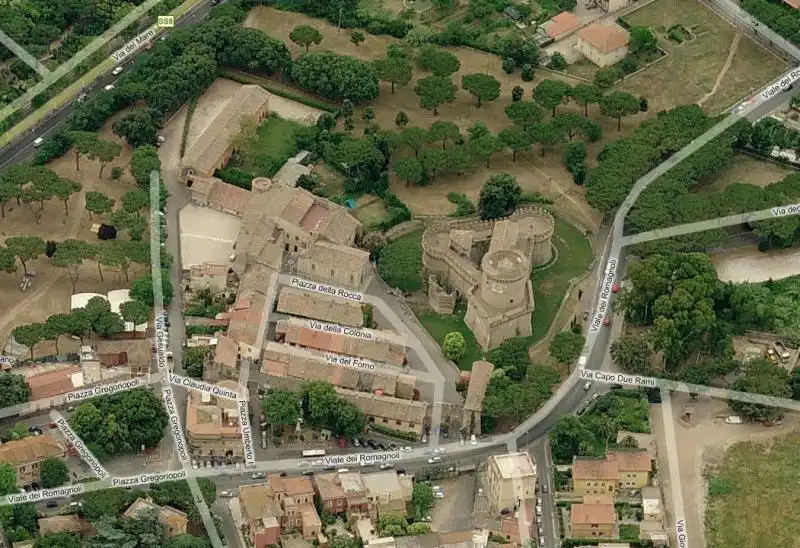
[95,339,152,368]
[546,11,581,38]
[306,241,369,274]
[314,473,346,501]
[27,366,82,400]
[571,495,616,525]
[578,22,630,53]
[607,450,652,472]
[0,434,64,465]
[37,515,82,535]
[207,182,251,215]
[185,380,242,436]
[190,263,230,278]
[273,160,310,188]
[270,474,314,497]
[182,85,271,177]
[276,286,363,327]
[239,483,284,520]
[573,457,619,481]
[336,387,427,424]
[123,498,188,525]
[464,360,494,411]
[214,335,239,368]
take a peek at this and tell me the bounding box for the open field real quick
[705,433,800,548]
[694,153,797,195]
[229,114,303,177]
[620,0,786,114]
[654,393,800,548]
[529,217,593,342]
[244,6,618,231]
[0,110,147,349]
[415,305,484,371]
[352,197,389,227]
[711,247,800,283]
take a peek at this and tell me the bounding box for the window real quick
[312,264,316,270]
[294,246,298,252]
[349,274,354,283]
[284,244,289,252]
[330,269,335,276]
[396,420,401,426]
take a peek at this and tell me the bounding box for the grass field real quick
[229,114,302,177]
[529,217,593,343]
[620,0,786,114]
[377,230,424,292]
[353,198,390,227]
[416,304,484,370]
[705,434,800,548]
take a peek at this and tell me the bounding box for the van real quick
[33,137,44,148]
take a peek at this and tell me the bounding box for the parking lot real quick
[429,474,478,532]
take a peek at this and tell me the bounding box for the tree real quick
[549,415,590,463]
[302,381,340,428]
[610,334,652,374]
[291,52,379,103]
[54,238,94,293]
[504,100,544,130]
[594,67,618,90]
[334,401,367,437]
[553,112,585,141]
[394,157,424,186]
[791,367,800,400]
[571,83,602,117]
[165,535,212,548]
[414,75,457,115]
[416,46,461,77]
[35,532,83,548]
[379,514,409,537]
[0,375,30,408]
[470,131,503,168]
[113,108,160,148]
[289,25,323,52]
[534,79,571,116]
[130,271,174,306]
[511,85,524,102]
[499,126,532,161]
[412,483,434,519]
[122,188,150,213]
[600,90,641,131]
[549,330,585,364]
[51,178,81,216]
[502,58,516,74]
[20,171,55,224]
[110,210,147,240]
[549,52,567,71]
[532,123,565,156]
[111,166,124,182]
[350,30,365,46]
[69,131,97,171]
[183,346,210,378]
[564,141,587,174]
[342,99,354,119]
[120,299,149,334]
[397,127,430,157]
[729,359,791,421]
[521,63,534,82]
[129,145,161,185]
[39,456,69,488]
[374,55,412,93]
[0,181,21,218]
[461,73,501,107]
[478,173,521,220]
[85,191,115,219]
[629,26,657,54]
[5,236,44,275]
[395,110,409,129]
[442,331,466,361]
[45,313,73,354]
[0,247,15,274]
[343,117,355,134]
[89,139,122,178]
[263,389,300,436]
[12,323,46,360]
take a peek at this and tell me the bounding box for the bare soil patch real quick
[710,246,800,283]
[694,153,796,195]
[620,0,786,114]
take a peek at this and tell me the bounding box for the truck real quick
[773,341,791,362]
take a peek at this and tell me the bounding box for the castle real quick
[422,207,555,350]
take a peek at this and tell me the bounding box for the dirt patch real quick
[710,245,800,283]
[694,153,796,195]
[659,393,800,548]
[0,111,147,348]
[620,0,786,114]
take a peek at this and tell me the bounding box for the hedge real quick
[369,423,419,442]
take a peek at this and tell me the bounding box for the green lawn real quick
[619,524,640,541]
[416,304,484,370]
[230,114,303,177]
[529,217,594,342]
[705,434,800,548]
[377,230,424,292]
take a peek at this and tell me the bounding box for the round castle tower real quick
[517,208,555,267]
[479,249,529,309]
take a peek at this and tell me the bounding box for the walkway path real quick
[698,32,741,107]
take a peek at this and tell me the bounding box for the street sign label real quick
[157,16,175,27]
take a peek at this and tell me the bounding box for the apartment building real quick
[570,495,616,539]
[239,484,283,548]
[607,450,652,489]
[361,470,414,519]
[313,472,370,515]
[573,450,652,496]
[0,435,64,487]
[486,452,537,511]
[185,380,243,459]
[269,474,322,539]
[123,498,189,537]
[336,387,427,436]
[276,286,364,327]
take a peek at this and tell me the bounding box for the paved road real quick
[0,0,217,170]
[705,0,800,62]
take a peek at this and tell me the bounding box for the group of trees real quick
[263,381,368,438]
[741,0,800,47]
[290,52,380,103]
[377,514,431,537]
[0,164,81,223]
[69,387,169,460]
[610,251,800,420]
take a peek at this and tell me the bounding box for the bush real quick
[521,64,534,82]
[502,58,516,74]
[447,192,476,217]
[517,191,553,205]
[33,131,72,165]
[377,230,423,292]
[213,167,255,190]
[370,422,418,441]
[548,52,567,71]
[373,192,412,231]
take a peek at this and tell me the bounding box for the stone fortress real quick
[422,207,555,350]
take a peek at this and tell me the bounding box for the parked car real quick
[725,416,743,425]
[380,463,394,470]
[33,137,44,148]
[112,66,124,75]
[352,438,360,447]
[583,381,592,391]
[470,434,477,446]
[45,501,58,508]
[366,440,377,449]
[104,84,115,91]
[773,341,791,361]
[251,472,265,479]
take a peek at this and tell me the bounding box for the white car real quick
[380,463,394,469]
[402,446,412,452]
[434,491,445,499]
[427,456,442,464]
[112,66,124,76]
[470,434,477,446]
[33,137,44,148]
[104,84,115,91]
[220,490,232,497]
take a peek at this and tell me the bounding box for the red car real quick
[611,283,620,293]
[603,316,611,327]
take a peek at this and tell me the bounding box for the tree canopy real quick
[478,173,521,220]
[291,52,380,103]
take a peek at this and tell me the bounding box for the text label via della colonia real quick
[309,320,374,341]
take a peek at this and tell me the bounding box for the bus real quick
[301,449,326,458]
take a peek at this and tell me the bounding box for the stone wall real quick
[428,275,456,315]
